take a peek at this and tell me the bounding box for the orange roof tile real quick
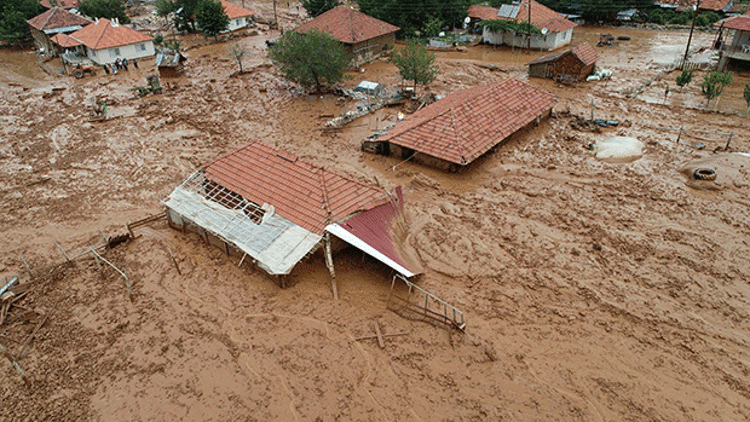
[40,0,79,9]
[220,0,254,20]
[50,32,82,47]
[27,7,91,32]
[296,5,399,44]
[203,142,389,234]
[469,0,575,33]
[571,42,598,66]
[68,18,153,50]
[379,78,557,165]
[719,15,750,31]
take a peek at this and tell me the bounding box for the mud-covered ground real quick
[1,3,750,421]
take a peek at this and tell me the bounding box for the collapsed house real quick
[26,7,91,55]
[528,42,599,82]
[362,78,557,170]
[162,142,422,285]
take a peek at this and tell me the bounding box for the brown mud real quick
[1,5,750,421]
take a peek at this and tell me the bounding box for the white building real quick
[221,0,255,32]
[67,18,155,65]
[468,0,576,51]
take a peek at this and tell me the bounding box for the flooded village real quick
[1,0,750,420]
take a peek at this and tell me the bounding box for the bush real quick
[695,11,720,28]
[670,10,692,25]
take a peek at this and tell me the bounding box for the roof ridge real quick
[42,8,55,30]
[318,167,332,224]
[93,19,108,49]
[449,108,468,165]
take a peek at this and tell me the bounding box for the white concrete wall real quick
[482,27,572,51]
[87,40,156,65]
[227,17,247,32]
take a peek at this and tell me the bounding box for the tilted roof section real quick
[221,0,254,19]
[203,142,389,234]
[295,5,399,44]
[27,7,91,33]
[469,0,576,33]
[68,18,153,50]
[719,15,750,31]
[570,42,599,66]
[50,32,82,47]
[379,78,557,165]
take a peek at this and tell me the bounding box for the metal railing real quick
[387,274,466,331]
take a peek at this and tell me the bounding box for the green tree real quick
[744,83,750,113]
[267,28,350,91]
[695,11,720,28]
[358,0,470,38]
[0,0,43,45]
[78,0,131,24]
[302,0,338,18]
[701,71,733,108]
[676,68,693,92]
[422,15,443,38]
[156,0,200,33]
[231,43,246,73]
[195,0,229,39]
[392,39,439,92]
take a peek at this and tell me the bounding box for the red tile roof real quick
[719,15,750,31]
[296,5,399,44]
[27,7,91,32]
[221,0,254,20]
[50,32,82,47]
[700,0,731,11]
[68,18,153,50]
[468,0,575,33]
[571,42,598,66]
[40,0,79,9]
[203,142,389,234]
[379,78,557,165]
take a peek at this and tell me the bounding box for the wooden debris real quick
[355,332,409,341]
[18,314,48,360]
[474,63,507,72]
[168,248,181,275]
[374,320,385,349]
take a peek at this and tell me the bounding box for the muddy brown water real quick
[2,20,750,422]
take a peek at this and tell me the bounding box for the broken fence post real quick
[122,266,132,299]
[676,126,683,144]
[167,248,181,275]
[19,253,31,276]
[90,247,102,270]
[0,342,26,380]
[55,241,71,262]
[726,131,733,150]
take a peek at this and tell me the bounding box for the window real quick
[137,43,147,52]
[110,47,121,58]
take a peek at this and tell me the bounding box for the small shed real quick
[154,49,187,78]
[354,81,385,97]
[528,42,599,83]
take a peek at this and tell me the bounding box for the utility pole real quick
[683,0,701,68]
[273,0,278,29]
[527,0,532,51]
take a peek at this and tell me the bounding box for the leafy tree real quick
[744,83,750,113]
[695,11,720,28]
[701,71,733,108]
[358,0,471,38]
[156,0,200,33]
[676,68,693,92]
[267,28,350,91]
[489,0,513,6]
[195,0,229,39]
[0,0,43,45]
[422,15,443,38]
[670,10,692,25]
[302,0,338,18]
[481,19,542,35]
[231,43,246,73]
[78,0,131,24]
[391,39,438,92]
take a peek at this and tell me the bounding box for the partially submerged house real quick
[468,0,576,51]
[715,14,750,70]
[528,42,599,82]
[27,7,91,55]
[362,78,557,170]
[295,5,399,66]
[66,18,155,66]
[220,0,255,32]
[162,142,422,283]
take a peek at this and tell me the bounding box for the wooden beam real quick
[374,320,385,349]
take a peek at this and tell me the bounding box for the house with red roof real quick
[468,0,576,51]
[528,42,599,82]
[220,0,255,32]
[715,14,750,70]
[162,142,422,282]
[656,0,733,14]
[362,78,557,170]
[27,7,91,55]
[65,18,155,65]
[39,0,79,10]
[295,5,399,66]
